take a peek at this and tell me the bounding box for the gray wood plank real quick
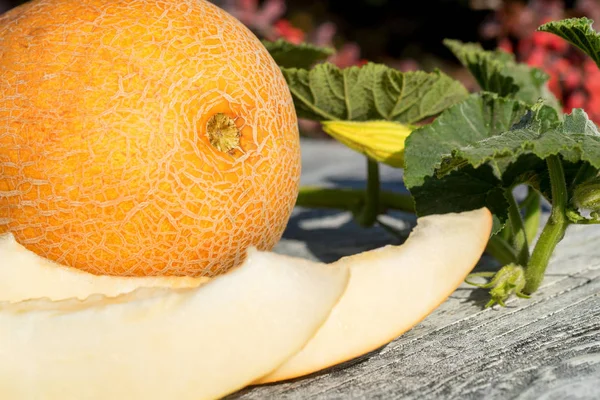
[229,139,600,400]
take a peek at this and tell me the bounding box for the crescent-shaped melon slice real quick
[258,207,492,383]
[0,249,349,400]
[0,233,207,303]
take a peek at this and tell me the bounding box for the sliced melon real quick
[0,248,349,400]
[258,207,492,383]
[0,233,207,303]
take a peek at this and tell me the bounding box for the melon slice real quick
[0,248,349,400]
[258,207,492,383]
[0,233,207,303]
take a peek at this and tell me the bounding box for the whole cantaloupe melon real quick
[0,0,301,276]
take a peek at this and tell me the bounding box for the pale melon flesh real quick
[0,208,491,397]
[0,249,350,400]
[0,233,207,303]
[258,207,492,383]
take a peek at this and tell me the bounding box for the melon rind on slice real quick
[0,248,349,400]
[259,207,492,383]
[0,233,207,303]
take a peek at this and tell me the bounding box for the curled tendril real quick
[566,208,600,224]
[465,264,530,308]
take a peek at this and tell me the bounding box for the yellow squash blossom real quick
[321,120,414,168]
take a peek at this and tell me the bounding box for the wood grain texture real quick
[229,139,600,400]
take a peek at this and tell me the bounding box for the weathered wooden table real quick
[230,138,600,400]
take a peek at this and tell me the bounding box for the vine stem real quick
[522,188,541,245]
[571,162,598,186]
[355,159,381,227]
[505,187,530,266]
[296,187,415,213]
[525,155,570,294]
[485,235,518,265]
[499,220,514,244]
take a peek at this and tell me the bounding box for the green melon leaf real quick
[281,62,469,124]
[538,17,600,68]
[444,108,600,179]
[405,90,600,230]
[404,92,529,189]
[403,93,530,230]
[443,39,560,109]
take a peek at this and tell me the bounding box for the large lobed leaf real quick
[282,62,469,124]
[404,93,529,229]
[443,108,600,176]
[263,39,335,69]
[404,93,529,189]
[404,91,600,230]
[444,39,560,109]
[444,39,518,98]
[539,17,600,68]
[407,165,509,231]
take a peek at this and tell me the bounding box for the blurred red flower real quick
[481,0,600,124]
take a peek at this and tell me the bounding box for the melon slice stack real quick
[0,208,492,399]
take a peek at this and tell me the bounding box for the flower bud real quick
[572,177,600,211]
[466,264,529,308]
[321,120,414,168]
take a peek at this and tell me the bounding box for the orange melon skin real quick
[0,0,301,276]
